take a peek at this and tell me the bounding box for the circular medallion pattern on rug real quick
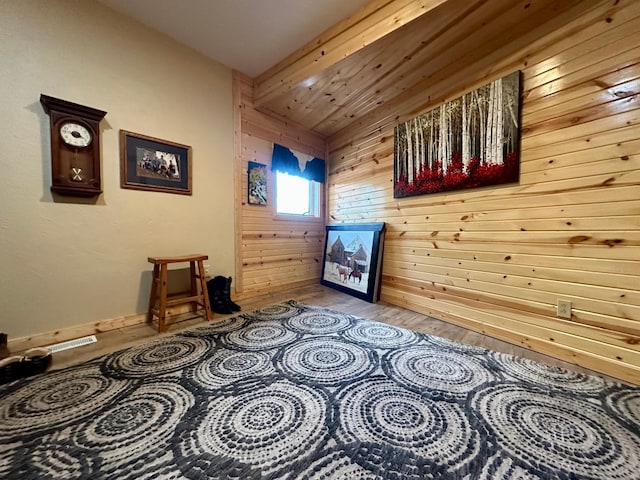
[490,351,607,393]
[5,436,99,480]
[102,336,211,378]
[178,379,328,476]
[335,377,479,474]
[426,335,488,354]
[605,388,640,432]
[243,300,304,321]
[185,315,248,336]
[471,384,640,478]
[476,452,539,480]
[188,349,274,389]
[2,300,639,479]
[384,345,494,399]
[275,336,376,386]
[223,320,299,351]
[176,452,263,480]
[72,381,193,472]
[295,450,385,480]
[285,309,353,334]
[0,364,131,440]
[343,320,420,348]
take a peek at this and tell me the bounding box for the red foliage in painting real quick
[446,152,464,176]
[466,157,481,176]
[394,151,519,198]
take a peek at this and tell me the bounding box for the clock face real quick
[60,122,92,148]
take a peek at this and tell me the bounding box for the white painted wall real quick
[0,0,234,339]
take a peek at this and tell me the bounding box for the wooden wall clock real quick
[40,94,107,197]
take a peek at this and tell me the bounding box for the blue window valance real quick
[271,143,325,183]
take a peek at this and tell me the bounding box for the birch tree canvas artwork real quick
[394,71,521,198]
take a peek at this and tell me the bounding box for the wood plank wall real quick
[233,72,327,297]
[326,0,640,383]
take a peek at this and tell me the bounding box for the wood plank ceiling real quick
[253,0,588,137]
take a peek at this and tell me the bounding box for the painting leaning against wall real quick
[394,71,521,198]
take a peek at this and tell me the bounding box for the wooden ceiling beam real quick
[327,0,616,149]
[253,0,448,108]
[252,0,609,138]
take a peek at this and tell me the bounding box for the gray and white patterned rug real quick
[1,300,639,479]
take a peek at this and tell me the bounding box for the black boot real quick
[0,333,9,359]
[207,277,232,314]
[222,277,241,312]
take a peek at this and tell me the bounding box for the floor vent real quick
[46,335,97,353]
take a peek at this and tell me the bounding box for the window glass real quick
[276,171,319,217]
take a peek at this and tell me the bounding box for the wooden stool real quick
[147,254,213,332]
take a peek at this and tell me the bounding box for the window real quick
[276,171,320,217]
[271,142,325,219]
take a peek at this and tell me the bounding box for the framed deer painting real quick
[321,223,386,302]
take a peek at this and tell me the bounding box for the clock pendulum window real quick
[40,95,107,197]
[60,122,92,182]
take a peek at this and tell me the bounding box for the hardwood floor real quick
[48,284,618,382]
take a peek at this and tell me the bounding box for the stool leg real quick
[197,260,213,320]
[158,264,168,333]
[189,261,198,314]
[147,264,160,325]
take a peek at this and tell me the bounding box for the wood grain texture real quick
[253,0,448,109]
[326,0,640,383]
[233,72,326,297]
[40,284,621,384]
[254,0,591,136]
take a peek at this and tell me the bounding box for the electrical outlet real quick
[557,299,572,319]
[203,263,211,278]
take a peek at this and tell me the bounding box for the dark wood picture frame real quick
[321,223,386,303]
[120,130,192,195]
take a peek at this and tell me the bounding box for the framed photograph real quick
[247,161,267,205]
[120,130,192,195]
[321,223,386,303]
